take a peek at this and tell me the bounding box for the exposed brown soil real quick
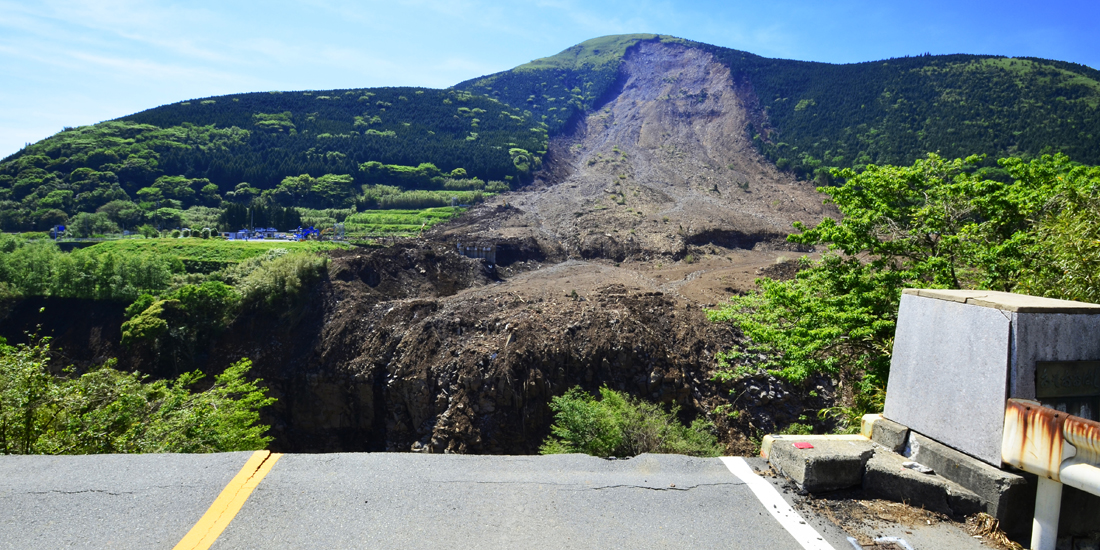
[440,41,835,263]
[1,41,843,454]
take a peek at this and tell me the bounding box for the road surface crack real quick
[433,480,739,491]
[28,489,135,496]
[590,482,737,491]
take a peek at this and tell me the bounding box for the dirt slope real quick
[439,40,835,261]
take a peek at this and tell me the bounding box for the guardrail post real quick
[1032,476,1062,550]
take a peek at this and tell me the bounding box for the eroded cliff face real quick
[1,42,839,455]
[233,246,830,455]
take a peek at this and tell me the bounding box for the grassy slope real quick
[87,239,348,264]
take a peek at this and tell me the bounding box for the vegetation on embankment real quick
[540,386,722,457]
[88,238,347,271]
[0,233,333,379]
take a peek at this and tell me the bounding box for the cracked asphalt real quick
[1,453,858,549]
[0,452,253,549]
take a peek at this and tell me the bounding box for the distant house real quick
[224,228,280,240]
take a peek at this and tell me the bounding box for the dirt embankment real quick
[1,41,841,454]
[224,243,833,454]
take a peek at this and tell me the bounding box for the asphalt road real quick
[0,452,253,549]
[0,452,987,549]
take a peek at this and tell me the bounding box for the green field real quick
[343,207,465,237]
[86,239,350,271]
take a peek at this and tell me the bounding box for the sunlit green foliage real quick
[121,87,544,187]
[708,154,1100,428]
[539,386,721,457]
[224,248,328,312]
[458,34,671,134]
[0,87,544,231]
[705,51,1100,181]
[343,207,465,236]
[0,337,275,455]
[0,236,173,301]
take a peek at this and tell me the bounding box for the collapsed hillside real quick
[442,41,834,260]
[3,41,842,454]
[231,40,839,453]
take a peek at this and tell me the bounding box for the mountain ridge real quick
[2,34,1099,233]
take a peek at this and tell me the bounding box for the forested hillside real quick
[708,50,1100,181]
[458,35,1100,181]
[0,88,544,232]
[2,34,1098,233]
[455,34,669,134]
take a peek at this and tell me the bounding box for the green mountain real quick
[2,34,1098,232]
[458,34,1100,181]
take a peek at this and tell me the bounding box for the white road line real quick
[720,457,836,550]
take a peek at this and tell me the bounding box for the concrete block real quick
[759,434,867,459]
[906,432,1033,533]
[904,289,1100,314]
[766,436,874,493]
[1009,312,1100,409]
[863,450,982,517]
[861,414,909,453]
[884,293,1012,465]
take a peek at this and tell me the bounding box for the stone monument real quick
[884,289,1100,466]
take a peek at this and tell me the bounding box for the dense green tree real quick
[69,211,119,237]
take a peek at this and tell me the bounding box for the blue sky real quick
[3,0,1098,158]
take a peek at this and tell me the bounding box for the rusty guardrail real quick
[1002,398,1100,550]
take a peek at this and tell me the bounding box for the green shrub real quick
[779,423,813,435]
[0,338,275,454]
[539,386,721,457]
[233,250,327,311]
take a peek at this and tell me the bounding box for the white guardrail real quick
[1001,398,1100,550]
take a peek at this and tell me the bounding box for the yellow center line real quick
[174,450,282,550]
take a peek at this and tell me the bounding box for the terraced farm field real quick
[86,239,351,272]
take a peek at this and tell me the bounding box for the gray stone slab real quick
[907,432,1032,533]
[863,450,982,517]
[1009,312,1100,403]
[884,293,1012,465]
[767,438,874,493]
[902,289,1100,314]
[866,415,909,453]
